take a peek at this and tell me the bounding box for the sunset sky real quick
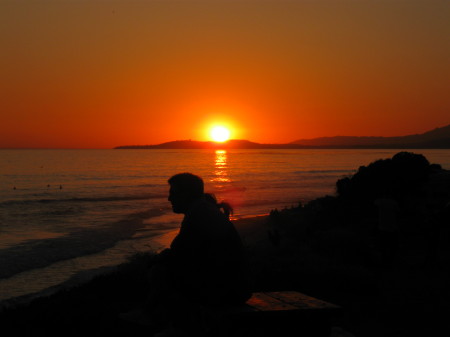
[1,0,449,149]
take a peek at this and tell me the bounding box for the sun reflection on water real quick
[212,150,231,185]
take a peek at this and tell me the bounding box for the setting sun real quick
[210,126,231,142]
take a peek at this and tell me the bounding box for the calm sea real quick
[1,149,449,305]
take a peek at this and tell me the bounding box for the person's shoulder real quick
[186,198,221,221]
[190,198,233,229]
[188,198,216,212]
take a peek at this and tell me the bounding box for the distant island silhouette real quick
[115,124,450,149]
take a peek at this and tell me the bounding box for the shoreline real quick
[0,213,270,311]
[0,226,172,308]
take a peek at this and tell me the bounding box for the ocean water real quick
[1,148,449,305]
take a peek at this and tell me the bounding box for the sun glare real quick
[210,126,231,142]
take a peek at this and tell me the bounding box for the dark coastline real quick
[1,152,449,337]
[115,124,450,150]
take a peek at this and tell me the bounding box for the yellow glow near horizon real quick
[210,126,231,142]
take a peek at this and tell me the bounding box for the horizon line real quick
[3,123,449,150]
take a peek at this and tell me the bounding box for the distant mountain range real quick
[290,124,450,148]
[115,124,450,149]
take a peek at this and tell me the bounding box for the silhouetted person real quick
[122,173,251,336]
[374,195,400,267]
[168,173,250,299]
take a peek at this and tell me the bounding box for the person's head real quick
[168,173,204,213]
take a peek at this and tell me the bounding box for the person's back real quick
[169,196,250,305]
[167,173,251,306]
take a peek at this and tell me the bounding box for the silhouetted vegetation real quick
[258,152,450,336]
[337,151,431,203]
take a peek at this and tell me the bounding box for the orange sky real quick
[1,0,449,148]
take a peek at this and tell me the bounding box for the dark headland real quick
[115,124,450,149]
